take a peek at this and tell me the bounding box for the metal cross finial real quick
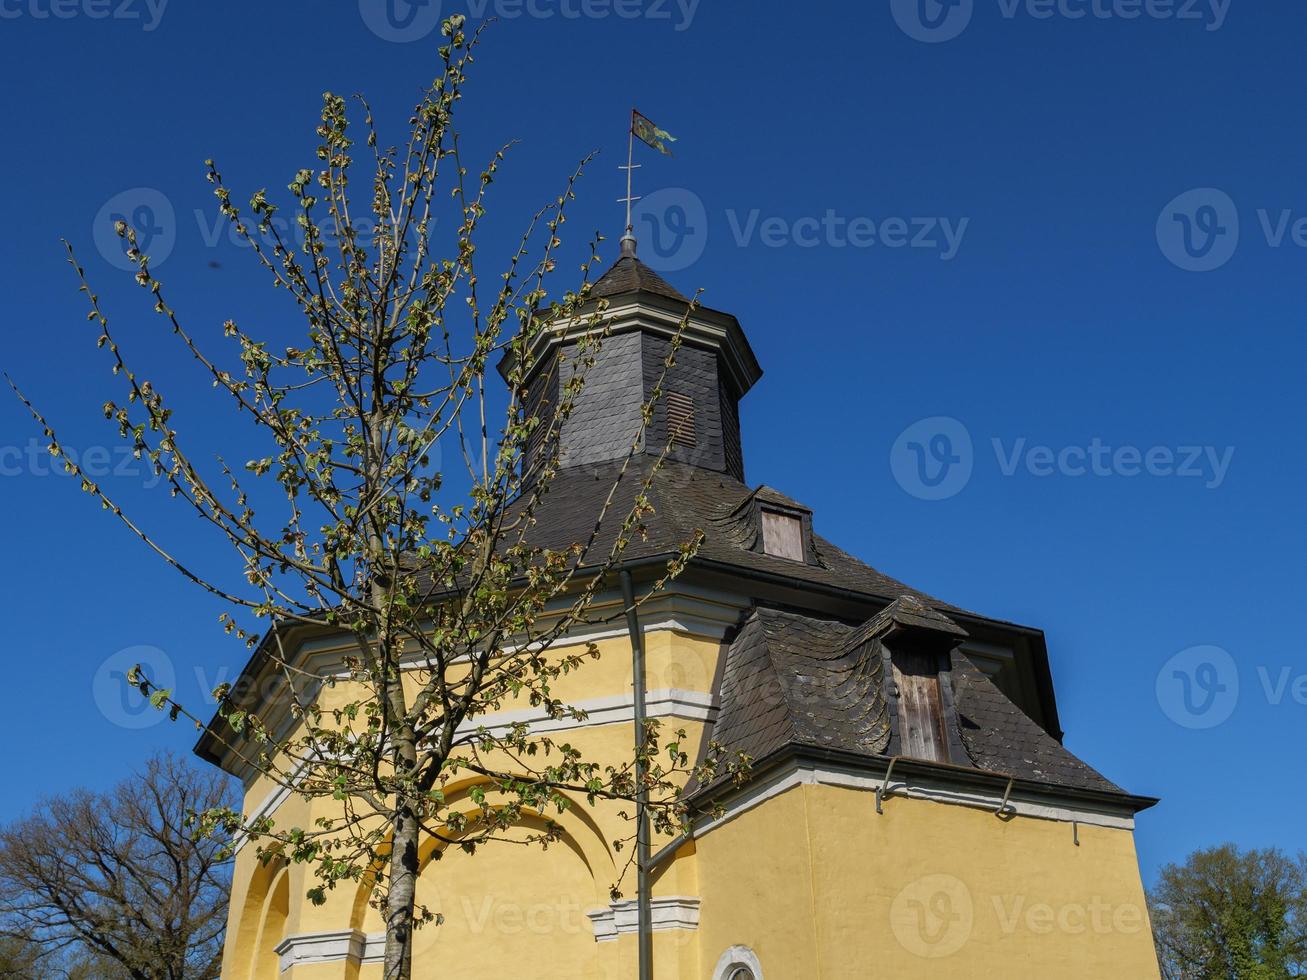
[618,110,641,257]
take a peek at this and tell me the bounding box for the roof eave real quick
[192,618,333,777]
[691,743,1159,816]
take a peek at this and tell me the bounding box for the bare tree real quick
[0,753,231,980]
[0,938,130,980]
[9,15,744,980]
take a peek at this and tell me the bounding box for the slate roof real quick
[433,455,1141,801]
[442,455,958,611]
[949,649,1123,794]
[590,256,690,303]
[710,607,892,768]
[705,604,1126,798]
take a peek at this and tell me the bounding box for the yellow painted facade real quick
[214,620,1159,980]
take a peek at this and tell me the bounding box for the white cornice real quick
[232,780,293,856]
[274,929,384,972]
[587,896,701,942]
[273,903,704,963]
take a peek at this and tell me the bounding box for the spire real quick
[618,114,641,258]
[618,109,675,265]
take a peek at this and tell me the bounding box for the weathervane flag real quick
[631,109,677,157]
[620,108,678,252]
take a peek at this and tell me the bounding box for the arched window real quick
[713,945,763,980]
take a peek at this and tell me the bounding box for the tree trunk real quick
[368,398,419,980]
[377,643,419,980]
[382,781,420,980]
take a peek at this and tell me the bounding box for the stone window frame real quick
[712,945,763,980]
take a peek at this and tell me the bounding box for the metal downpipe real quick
[620,568,652,980]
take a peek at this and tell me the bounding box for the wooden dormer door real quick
[892,647,951,763]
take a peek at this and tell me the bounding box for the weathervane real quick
[619,109,677,258]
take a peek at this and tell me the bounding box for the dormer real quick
[862,595,971,765]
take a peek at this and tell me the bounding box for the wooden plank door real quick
[892,648,950,763]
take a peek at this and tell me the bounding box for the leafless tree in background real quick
[0,753,232,980]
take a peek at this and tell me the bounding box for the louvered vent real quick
[666,391,697,449]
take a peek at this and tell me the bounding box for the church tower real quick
[202,243,1162,980]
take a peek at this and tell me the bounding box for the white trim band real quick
[237,689,719,843]
[457,688,717,739]
[697,759,1137,835]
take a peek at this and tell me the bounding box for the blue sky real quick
[0,0,1302,887]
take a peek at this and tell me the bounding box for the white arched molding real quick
[712,945,763,980]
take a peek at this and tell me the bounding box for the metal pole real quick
[624,117,636,238]
[620,568,652,980]
[619,111,640,257]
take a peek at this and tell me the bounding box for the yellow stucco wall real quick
[218,625,1159,980]
[692,784,1159,979]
